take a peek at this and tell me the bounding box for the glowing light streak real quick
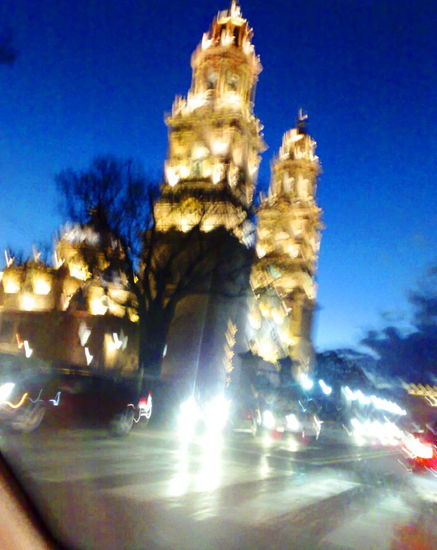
[53,251,64,269]
[4,392,28,409]
[201,33,212,49]
[343,386,406,416]
[84,346,93,365]
[319,379,332,395]
[4,250,14,267]
[112,331,128,351]
[28,389,42,403]
[23,340,33,358]
[350,417,405,447]
[49,392,61,406]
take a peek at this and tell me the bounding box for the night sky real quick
[1,0,436,351]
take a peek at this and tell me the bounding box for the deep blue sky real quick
[1,0,436,351]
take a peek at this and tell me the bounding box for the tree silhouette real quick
[56,155,253,372]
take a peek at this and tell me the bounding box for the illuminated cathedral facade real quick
[0,1,322,384]
[157,1,323,380]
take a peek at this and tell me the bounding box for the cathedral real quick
[0,1,322,391]
[157,1,323,386]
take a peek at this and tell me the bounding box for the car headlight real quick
[0,383,15,404]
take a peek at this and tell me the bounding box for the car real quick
[0,370,152,437]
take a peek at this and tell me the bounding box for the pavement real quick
[1,423,437,550]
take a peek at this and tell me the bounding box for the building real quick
[249,112,323,378]
[158,2,323,388]
[155,0,265,241]
[0,1,323,392]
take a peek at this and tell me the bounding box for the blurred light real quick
[49,391,61,406]
[112,332,127,350]
[259,456,270,478]
[204,394,229,433]
[299,373,314,391]
[69,263,88,281]
[178,396,199,440]
[286,413,300,431]
[263,409,276,430]
[350,417,405,447]
[343,386,406,415]
[84,346,93,365]
[89,297,108,315]
[33,276,51,295]
[319,379,332,395]
[0,383,15,403]
[23,340,33,358]
[2,275,20,293]
[78,322,91,346]
[404,436,434,459]
[286,436,300,453]
[21,294,35,311]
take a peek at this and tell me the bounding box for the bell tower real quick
[249,111,323,374]
[155,1,265,239]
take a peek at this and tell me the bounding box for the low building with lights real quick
[0,228,139,376]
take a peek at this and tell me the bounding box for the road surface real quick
[1,425,437,549]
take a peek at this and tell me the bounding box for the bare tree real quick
[56,155,253,372]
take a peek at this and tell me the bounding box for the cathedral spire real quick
[155,3,265,239]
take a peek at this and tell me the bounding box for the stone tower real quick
[154,0,265,240]
[158,2,264,390]
[249,112,322,376]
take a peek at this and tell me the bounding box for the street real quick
[2,425,437,550]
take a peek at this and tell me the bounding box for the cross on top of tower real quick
[297,108,308,133]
